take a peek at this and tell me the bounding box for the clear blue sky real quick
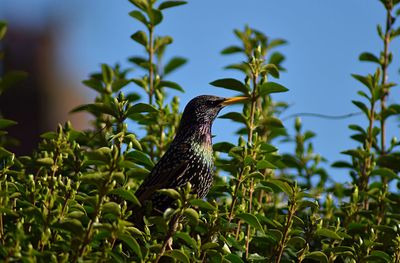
[1,0,399,182]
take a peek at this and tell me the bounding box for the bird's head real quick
[179,95,248,128]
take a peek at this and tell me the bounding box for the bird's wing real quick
[135,143,191,205]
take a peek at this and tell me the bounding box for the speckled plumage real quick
[134,95,247,215]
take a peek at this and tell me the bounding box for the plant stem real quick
[380,7,392,157]
[275,198,296,263]
[148,25,155,105]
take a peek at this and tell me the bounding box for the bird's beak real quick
[220,96,249,106]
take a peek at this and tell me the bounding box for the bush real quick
[1,0,400,262]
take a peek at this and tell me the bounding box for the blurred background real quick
[0,0,398,181]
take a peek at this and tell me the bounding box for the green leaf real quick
[148,9,163,26]
[164,250,190,263]
[0,71,28,93]
[221,45,244,54]
[352,100,369,117]
[157,189,181,200]
[36,157,54,166]
[359,52,380,64]
[262,179,293,196]
[101,64,114,84]
[219,112,246,124]
[0,21,7,40]
[129,10,148,26]
[268,38,287,49]
[370,168,398,180]
[352,74,372,90]
[126,151,154,169]
[82,79,104,93]
[305,251,328,263]
[56,218,84,235]
[256,160,277,170]
[264,64,280,78]
[259,82,288,96]
[367,250,391,262]
[225,253,244,263]
[159,1,187,10]
[0,119,17,129]
[119,233,142,258]
[189,199,217,211]
[131,30,148,47]
[129,0,148,11]
[316,228,343,240]
[109,188,141,206]
[164,57,187,75]
[213,142,235,153]
[175,232,197,250]
[210,78,249,94]
[102,202,121,217]
[158,80,184,92]
[263,117,284,128]
[183,208,199,225]
[236,213,264,233]
[71,103,116,117]
[127,103,158,116]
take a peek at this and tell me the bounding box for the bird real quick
[134,95,248,216]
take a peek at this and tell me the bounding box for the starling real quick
[134,95,247,214]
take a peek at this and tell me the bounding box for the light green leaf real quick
[316,228,343,240]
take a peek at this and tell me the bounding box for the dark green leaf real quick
[126,150,154,169]
[158,80,184,92]
[305,251,328,263]
[219,112,246,124]
[82,79,104,93]
[148,9,163,26]
[213,142,235,153]
[359,52,380,64]
[127,103,158,116]
[0,21,7,40]
[129,10,148,26]
[352,100,369,117]
[0,71,28,93]
[0,119,17,129]
[175,232,197,250]
[221,46,244,54]
[189,199,217,211]
[109,188,141,206]
[225,253,244,263]
[236,213,264,233]
[256,160,277,170]
[316,228,343,240]
[164,250,190,263]
[259,82,288,96]
[164,57,187,75]
[131,30,148,47]
[210,78,249,94]
[159,1,187,10]
[119,233,142,258]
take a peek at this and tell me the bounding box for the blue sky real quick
[1,0,399,182]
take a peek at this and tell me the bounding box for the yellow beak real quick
[220,96,249,106]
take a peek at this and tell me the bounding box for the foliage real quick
[1,0,400,262]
